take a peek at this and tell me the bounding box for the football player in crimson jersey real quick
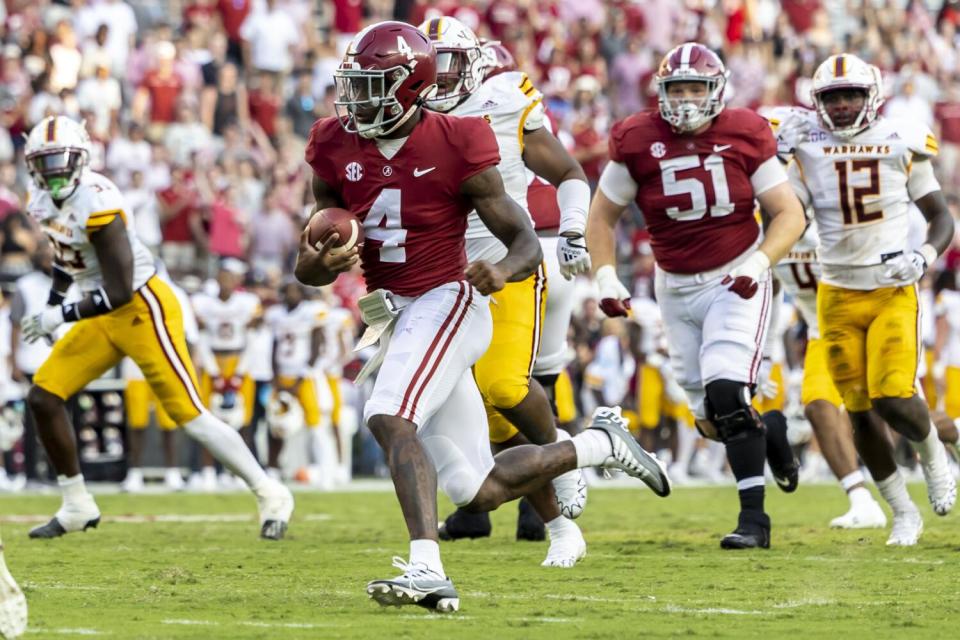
[295,21,671,611]
[586,42,806,549]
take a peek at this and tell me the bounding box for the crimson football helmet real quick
[479,40,517,81]
[655,42,728,132]
[334,21,438,139]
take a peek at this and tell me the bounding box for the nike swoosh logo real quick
[713,144,732,152]
[413,167,436,177]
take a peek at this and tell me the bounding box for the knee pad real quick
[704,380,763,443]
[480,375,530,411]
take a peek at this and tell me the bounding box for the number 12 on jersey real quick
[660,154,733,221]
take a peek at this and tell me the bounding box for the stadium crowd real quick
[0,0,959,488]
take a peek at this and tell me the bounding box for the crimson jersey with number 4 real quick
[609,108,780,274]
[305,111,500,296]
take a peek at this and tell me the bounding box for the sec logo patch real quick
[650,142,666,158]
[345,162,363,182]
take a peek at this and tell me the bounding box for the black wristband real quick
[47,289,66,306]
[61,302,81,322]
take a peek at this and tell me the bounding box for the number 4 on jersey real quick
[366,188,407,263]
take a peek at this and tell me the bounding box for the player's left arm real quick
[21,217,134,343]
[522,127,593,278]
[462,166,543,295]
[910,162,954,260]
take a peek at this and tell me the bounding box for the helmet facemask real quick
[334,63,432,139]
[425,46,482,113]
[813,85,877,139]
[26,148,88,200]
[657,75,727,132]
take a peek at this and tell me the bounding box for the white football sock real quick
[676,421,697,469]
[58,474,91,506]
[876,471,918,514]
[840,470,865,493]
[409,538,445,578]
[912,423,943,465]
[554,427,572,445]
[545,515,578,540]
[184,411,269,492]
[571,430,613,467]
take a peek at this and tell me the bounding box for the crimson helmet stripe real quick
[46,117,56,142]
[835,55,845,77]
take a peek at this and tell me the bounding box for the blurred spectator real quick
[885,78,935,128]
[158,165,203,276]
[106,123,151,189]
[249,185,297,275]
[217,0,255,64]
[74,0,138,78]
[240,0,301,75]
[76,64,121,140]
[248,72,281,140]
[166,102,215,167]
[49,21,82,92]
[936,83,960,191]
[201,62,249,136]
[80,23,112,79]
[133,41,184,129]
[207,182,248,261]
[333,0,365,53]
[286,69,320,139]
[125,169,163,254]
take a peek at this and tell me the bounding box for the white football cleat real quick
[829,499,888,529]
[120,468,144,493]
[541,526,586,568]
[552,468,587,519]
[29,496,101,539]
[164,468,184,491]
[920,442,957,516]
[0,546,27,639]
[256,480,294,540]
[886,511,923,547]
[367,557,459,613]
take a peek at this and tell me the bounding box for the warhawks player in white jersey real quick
[776,54,956,546]
[420,17,593,567]
[21,116,292,541]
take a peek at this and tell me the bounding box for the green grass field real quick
[2,483,958,639]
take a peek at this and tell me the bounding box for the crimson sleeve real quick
[745,113,778,175]
[607,119,626,163]
[304,119,336,184]
[458,116,501,181]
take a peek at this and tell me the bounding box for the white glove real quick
[882,245,937,285]
[775,112,811,160]
[21,305,65,344]
[756,357,779,400]
[595,264,632,317]
[722,251,770,300]
[557,234,591,280]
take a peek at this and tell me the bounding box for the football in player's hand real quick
[306,208,364,255]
